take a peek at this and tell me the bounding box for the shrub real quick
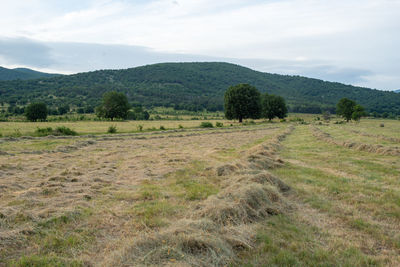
[178,124,184,129]
[54,126,77,136]
[215,122,223,127]
[200,122,213,128]
[380,123,384,127]
[289,117,304,122]
[160,126,166,130]
[108,125,117,134]
[11,129,22,137]
[280,119,286,122]
[35,127,53,136]
[137,125,143,131]
[34,126,77,136]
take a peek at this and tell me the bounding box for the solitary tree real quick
[224,84,261,122]
[262,94,288,121]
[96,91,130,120]
[336,98,356,122]
[25,102,47,122]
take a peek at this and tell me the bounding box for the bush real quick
[280,119,286,122]
[107,125,117,134]
[54,126,77,136]
[35,127,53,136]
[35,126,77,136]
[160,126,166,130]
[380,123,385,127]
[137,125,143,131]
[178,124,184,129]
[200,122,213,128]
[289,117,304,122]
[215,122,223,127]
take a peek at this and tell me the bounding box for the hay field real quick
[1,118,400,266]
[0,119,235,137]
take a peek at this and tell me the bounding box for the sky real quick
[0,0,399,90]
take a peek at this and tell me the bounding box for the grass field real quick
[1,117,399,266]
[0,119,232,137]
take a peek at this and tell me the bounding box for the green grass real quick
[132,200,181,228]
[250,124,400,264]
[9,255,83,267]
[237,215,380,267]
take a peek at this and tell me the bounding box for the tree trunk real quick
[239,117,243,123]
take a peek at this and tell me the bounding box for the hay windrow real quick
[311,126,400,156]
[111,126,295,266]
[348,129,400,144]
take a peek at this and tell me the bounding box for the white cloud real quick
[0,0,399,90]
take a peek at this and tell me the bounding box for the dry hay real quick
[196,183,285,226]
[349,129,400,144]
[110,126,294,266]
[311,126,400,156]
[113,219,253,267]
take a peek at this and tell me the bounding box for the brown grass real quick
[105,125,294,266]
[0,123,293,266]
[311,125,400,156]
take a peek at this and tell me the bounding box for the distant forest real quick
[0,67,59,81]
[1,62,399,115]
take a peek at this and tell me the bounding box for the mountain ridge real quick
[0,66,60,81]
[0,62,399,114]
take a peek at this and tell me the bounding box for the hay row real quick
[2,126,280,156]
[107,126,295,266]
[347,129,400,144]
[311,126,400,156]
[0,125,279,143]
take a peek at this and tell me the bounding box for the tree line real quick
[17,86,368,123]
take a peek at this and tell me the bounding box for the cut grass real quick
[3,119,400,265]
[237,214,380,266]
[256,125,400,265]
[8,255,83,267]
[132,200,182,228]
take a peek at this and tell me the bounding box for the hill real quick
[0,66,59,81]
[395,89,400,93]
[0,62,399,114]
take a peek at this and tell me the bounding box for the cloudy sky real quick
[0,0,399,90]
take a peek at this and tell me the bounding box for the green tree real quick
[262,94,288,121]
[58,105,69,115]
[352,104,366,121]
[224,84,261,123]
[96,91,130,120]
[25,103,47,122]
[336,98,356,122]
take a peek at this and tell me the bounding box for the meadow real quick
[0,116,399,266]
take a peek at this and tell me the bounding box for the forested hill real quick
[0,67,60,81]
[1,62,399,114]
